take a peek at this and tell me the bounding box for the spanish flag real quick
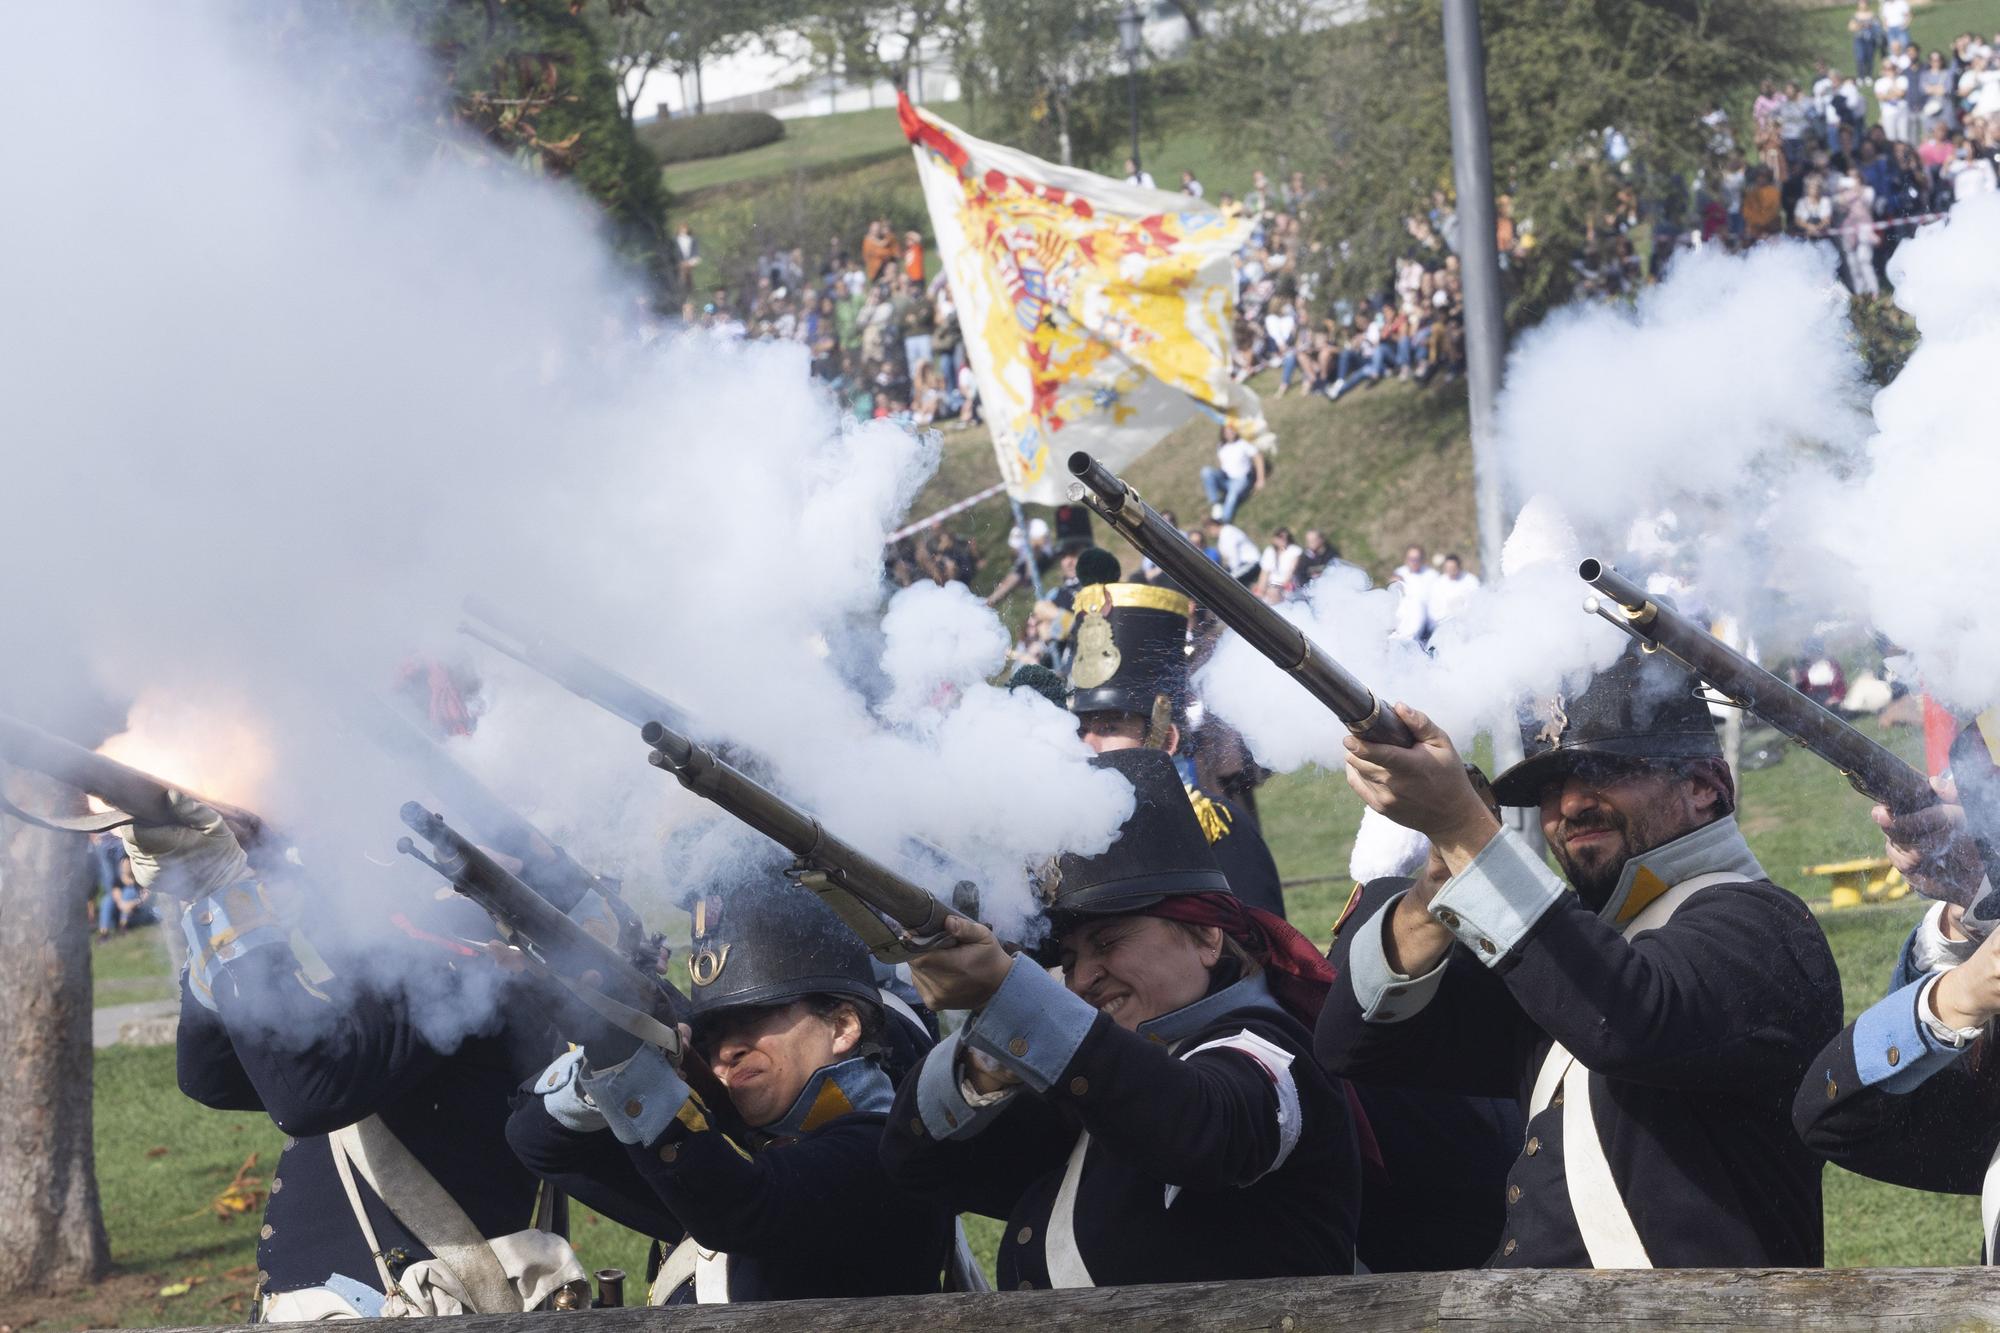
[901,94,1268,504]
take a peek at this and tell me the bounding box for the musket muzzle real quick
[1067,451,1127,513]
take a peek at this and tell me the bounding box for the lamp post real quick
[1117,2,1144,181]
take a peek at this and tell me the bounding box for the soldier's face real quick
[1057,915,1222,1030]
[1537,762,1710,907]
[703,1000,858,1128]
[1077,712,1180,756]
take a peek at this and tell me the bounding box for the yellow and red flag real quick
[900,95,1268,505]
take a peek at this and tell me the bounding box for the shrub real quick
[639,112,785,165]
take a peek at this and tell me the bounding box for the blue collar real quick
[1138,971,1286,1049]
[1597,814,1766,925]
[762,1056,893,1139]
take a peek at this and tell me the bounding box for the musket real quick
[639,718,966,962]
[395,802,753,1144]
[461,596,697,734]
[0,708,268,848]
[1578,558,1938,815]
[1065,451,1416,747]
[351,691,626,925]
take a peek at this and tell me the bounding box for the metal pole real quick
[1442,0,1537,847]
[1126,58,1141,177]
[1008,494,1046,602]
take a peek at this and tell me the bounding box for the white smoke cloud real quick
[0,3,1128,1042]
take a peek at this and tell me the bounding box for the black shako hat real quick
[684,880,880,1022]
[1065,582,1195,723]
[1053,503,1096,555]
[1040,748,1231,930]
[1490,643,1723,806]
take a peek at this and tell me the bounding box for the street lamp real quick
[1116,1,1144,182]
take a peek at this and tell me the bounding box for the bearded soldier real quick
[881,747,1362,1287]
[507,880,954,1303]
[1318,649,1842,1267]
[1065,580,1288,918]
[133,796,589,1318]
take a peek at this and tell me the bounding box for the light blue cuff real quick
[1427,828,1566,966]
[183,882,291,1012]
[916,1030,1013,1140]
[962,957,1095,1093]
[1854,977,1972,1093]
[1347,892,1450,1023]
[581,1045,692,1146]
[531,1048,607,1133]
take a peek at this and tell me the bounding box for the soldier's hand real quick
[1930,923,2000,1030]
[904,915,1013,1013]
[1344,704,1499,859]
[1874,775,1984,909]
[116,791,252,900]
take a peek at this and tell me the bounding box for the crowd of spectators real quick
[675,217,982,428]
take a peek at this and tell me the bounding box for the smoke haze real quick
[0,3,1129,1043]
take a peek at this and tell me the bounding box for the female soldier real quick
[507,881,953,1303]
[881,747,1362,1288]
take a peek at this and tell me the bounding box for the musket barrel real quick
[1578,558,1936,815]
[641,720,950,938]
[0,709,267,843]
[1065,451,1414,747]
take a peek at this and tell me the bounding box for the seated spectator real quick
[1427,553,1481,627]
[1203,515,1262,585]
[1265,295,1301,397]
[1295,529,1341,586]
[1792,173,1835,245]
[1180,168,1204,198]
[1200,422,1266,524]
[96,855,152,940]
[1256,526,1304,604]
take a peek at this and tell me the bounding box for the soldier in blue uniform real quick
[1318,648,1843,1268]
[1063,580,1289,918]
[127,794,589,1318]
[1793,768,2000,1258]
[880,746,1362,1288]
[506,880,954,1304]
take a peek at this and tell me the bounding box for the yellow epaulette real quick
[1184,783,1233,844]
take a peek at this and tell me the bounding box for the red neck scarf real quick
[1145,892,1335,1026]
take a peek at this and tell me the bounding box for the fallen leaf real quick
[158,1282,191,1298]
[145,1145,169,1158]
[223,1264,259,1280]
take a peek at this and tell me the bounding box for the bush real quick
[639,112,785,165]
[676,157,928,293]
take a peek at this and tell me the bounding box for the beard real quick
[1550,814,1634,909]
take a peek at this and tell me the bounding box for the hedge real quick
[639,111,785,165]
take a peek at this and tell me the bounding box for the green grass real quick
[664,101,966,197]
[93,925,179,1008]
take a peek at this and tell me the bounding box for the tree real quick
[0,768,110,1298]
[1204,0,1813,319]
[428,0,669,272]
[957,0,1127,167]
[582,0,789,119]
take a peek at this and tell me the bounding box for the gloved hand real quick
[116,791,252,900]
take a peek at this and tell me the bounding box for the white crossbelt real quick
[1523,871,1745,1269]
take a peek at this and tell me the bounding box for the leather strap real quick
[0,791,133,835]
[1525,871,1746,1269]
[331,1117,520,1314]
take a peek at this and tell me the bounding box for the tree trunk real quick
[693,55,705,114]
[1164,0,1203,40]
[0,767,111,1295]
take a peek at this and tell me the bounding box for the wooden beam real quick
[149,1267,2000,1332]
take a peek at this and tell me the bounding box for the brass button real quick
[284,1137,297,1150]
[1068,1076,1088,1096]
[260,1223,274,1240]
[1507,1184,1521,1204]
[1551,1087,1563,1107]
[1018,1279,1034,1290]
[624,1099,643,1117]
[659,1143,678,1164]
[1826,1077,1838,1100]
[1435,909,1461,929]
[1008,1037,1028,1057]
[1503,1238,1517,1257]
[270,1177,282,1194]
[1887,1045,1901,1067]
[1477,937,1496,955]
[945,1110,959,1128]
[909,1115,926,1137]
[1016,1226,1033,1245]
[1525,1136,1540,1156]
[257,1269,269,1285]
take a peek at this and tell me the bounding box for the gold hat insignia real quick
[1072,608,1121,690]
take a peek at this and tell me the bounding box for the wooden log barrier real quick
[145,1267,2000,1333]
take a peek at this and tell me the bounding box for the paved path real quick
[93,998,178,1048]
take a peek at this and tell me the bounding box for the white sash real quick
[650,1235,730,1304]
[1524,871,1745,1269]
[1981,1137,2000,1264]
